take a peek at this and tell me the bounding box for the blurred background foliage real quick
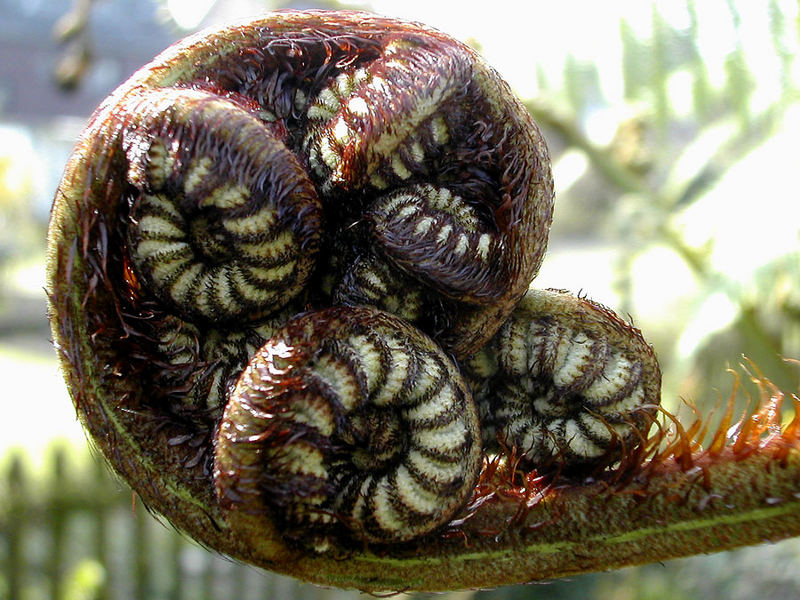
[0,0,799,598]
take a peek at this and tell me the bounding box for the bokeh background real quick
[1,0,799,598]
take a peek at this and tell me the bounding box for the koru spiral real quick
[47,9,661,574]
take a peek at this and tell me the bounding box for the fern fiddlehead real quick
[47,10,800,592]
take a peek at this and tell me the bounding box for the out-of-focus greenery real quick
[0,128,43,261]
[1,0,799,599]
[523,1,800,417]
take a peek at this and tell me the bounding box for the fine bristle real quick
[441,359,800,544]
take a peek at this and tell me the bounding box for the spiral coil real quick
[213,308,482,550]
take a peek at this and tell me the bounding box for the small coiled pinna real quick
[213,307,482,551]
[463,288,661,468]
[124,88,322,324]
